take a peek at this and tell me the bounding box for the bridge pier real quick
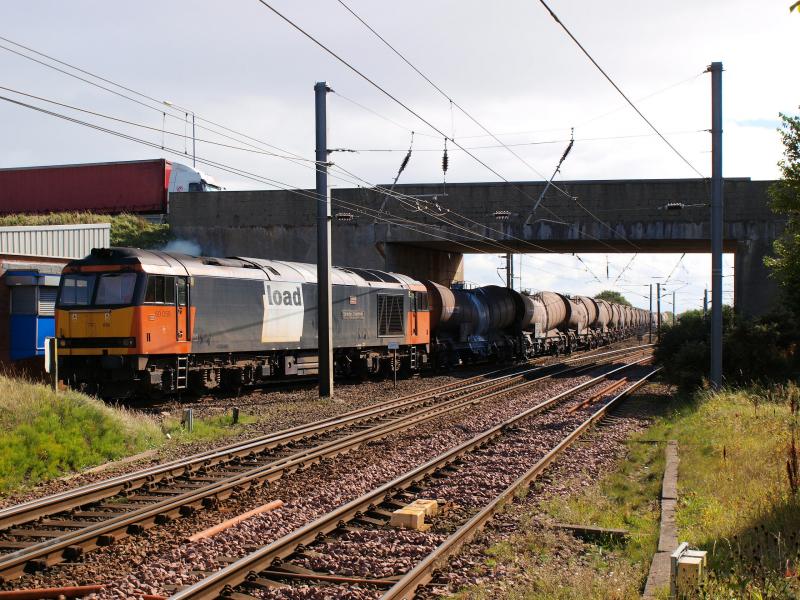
[385,244,463,286]
[734,238,778,318]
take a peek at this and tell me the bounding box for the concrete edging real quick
[642,439,679,598]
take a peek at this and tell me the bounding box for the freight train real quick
[55,248,650,398]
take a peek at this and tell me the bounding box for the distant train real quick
[55,248,650,398]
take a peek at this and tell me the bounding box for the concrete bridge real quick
[170,177,783,317]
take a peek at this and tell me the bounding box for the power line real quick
[3,29,635,287]
[337,129,705,152]
[332,0,640,252]
[664,253,687,284]
[334,0,568,193]
[535,0,707,179]
[0,28,608,259]
[613,253,638,285]
[0,84,319,163]
[0,36,348,175]
[1,36,631,290]
[254,0,636,255]
[0,92,580,278]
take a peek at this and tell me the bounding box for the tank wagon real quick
[425,283,647,366]
[55,248,649,398]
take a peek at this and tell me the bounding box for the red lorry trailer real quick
[0,159,172,215]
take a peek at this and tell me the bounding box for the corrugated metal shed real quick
[0,223,110,259]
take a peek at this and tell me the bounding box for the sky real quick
[0,1,797,311]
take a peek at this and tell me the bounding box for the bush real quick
[0,376,162,492]
[655,308,799,389]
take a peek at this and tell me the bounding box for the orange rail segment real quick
[0,585,105,599]
[186,500,284,542]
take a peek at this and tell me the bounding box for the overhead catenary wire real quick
[613,253,638,285]
[0,36,337,170]
[3,31,643,294]
[336,129,705,153]
[0,84,321,164]
[664,252,687,284]
[4,27,635,267]
[0,92,589,281]
[332,70,702,144]
[253,0,637,255]
[535,0,707,180]
[332,0,640,252]
[0,33,589,265]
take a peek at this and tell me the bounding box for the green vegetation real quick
[656,385,800,598]
[161,410,257,443]
[451,385,800,599]
[0,375,258,494]
[766,110,800,316]
[0,212,170,248]
[0,375,162,492]
[594,290,632,306]
[654,308,799,389]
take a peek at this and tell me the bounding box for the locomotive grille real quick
[377,294,404,336]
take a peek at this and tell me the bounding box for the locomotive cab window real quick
[177,277,187,305]
[59,274,96,306]
[145,275,176,304]
[413,291,429,311]
[95,273,137,305]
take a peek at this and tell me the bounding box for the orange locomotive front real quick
[56,248,433,398]
[56,260,194,396]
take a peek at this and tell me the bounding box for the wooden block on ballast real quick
[408,499,439,517]
[389,506,429,531]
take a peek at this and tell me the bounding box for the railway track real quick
[167,364,659,600]
[0,344,650,585]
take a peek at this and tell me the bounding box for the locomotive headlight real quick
[122,337,136,347]
[58,338,67,348]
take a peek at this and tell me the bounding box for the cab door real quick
[409,291,418,337]
[176,277,189,343]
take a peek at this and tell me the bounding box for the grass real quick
[651,385,800,598]
[450,384,800,599]
[161,410,258,443]
[0,212,170,248]
[0,375,162,492]
[0,375,260,495]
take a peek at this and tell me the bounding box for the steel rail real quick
[0,343,650,531]
[0,351,649,582]
[169,358,654,600]
[381,368,662,599]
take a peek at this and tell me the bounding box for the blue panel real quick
[10,315,52,360]
[37,317,54,355]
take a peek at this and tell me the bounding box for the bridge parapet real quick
[170,178,782,316]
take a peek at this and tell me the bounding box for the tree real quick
[765,110,800,315]
[594,290,632,306]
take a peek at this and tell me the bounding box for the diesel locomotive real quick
[55,248,649,398]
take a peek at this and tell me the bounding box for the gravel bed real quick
[250,365,655,599]
[1,345,648,598]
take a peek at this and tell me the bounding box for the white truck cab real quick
[168,162,223,193]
